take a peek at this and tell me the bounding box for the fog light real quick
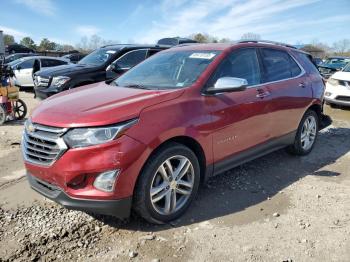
[93,170,120,192]
[325,92,332,97]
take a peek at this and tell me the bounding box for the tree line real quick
[3,32,350,57]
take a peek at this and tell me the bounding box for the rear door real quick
[207,48,272,173]
[258,48,312,138]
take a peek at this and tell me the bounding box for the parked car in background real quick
[318,56,350,78]
[325,63,350,107]
[5,44,35,54]
[23,41,325,223]
[62,53,86,63]
[4,53,39,65]
[33,44,168,99]
[313,57,323,66]
[157,37,198,46]
[10,56,70,88]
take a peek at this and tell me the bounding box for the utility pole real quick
[0,30,5,61]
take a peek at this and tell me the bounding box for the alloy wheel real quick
[301,115,317,150]
[150,155,194,216]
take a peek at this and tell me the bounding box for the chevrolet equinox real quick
[22,41,325,224]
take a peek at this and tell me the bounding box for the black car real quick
[5,44,35,54]
[34,44,168,99]
[4,53,39,64]
[61,53,86,63]
[157,37,198,46]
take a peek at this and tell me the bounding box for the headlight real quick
[327,78,339,86]
[63,119,138,148]
[51,76,70,88]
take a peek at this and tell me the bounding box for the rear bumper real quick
[27,173,132,218]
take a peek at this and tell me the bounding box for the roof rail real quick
[238,40,297,49]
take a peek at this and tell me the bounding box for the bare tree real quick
[76,35,119,52]
[241,32,261,41]
[332,39,350,54]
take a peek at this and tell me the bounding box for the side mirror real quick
[206,77,248,94]
[16,65,21,71]
[106,64,115,72]
[106,63,130,73]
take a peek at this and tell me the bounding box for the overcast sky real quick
[0,0,349,46]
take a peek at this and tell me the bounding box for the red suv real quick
[22,41,324,224]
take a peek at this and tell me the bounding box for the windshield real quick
[5,55,17,63]
[343,63,350,72]
[78,48,118,66]
[114,50,221,89]
[323,58,350,64]
[8,58,24,67]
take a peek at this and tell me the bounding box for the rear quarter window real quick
[292,51,320,75]
[260,48,302,82]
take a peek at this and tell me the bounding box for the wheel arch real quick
[138,135,208,186]
[307,102,322,123]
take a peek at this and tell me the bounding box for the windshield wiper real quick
[123,84,153,90]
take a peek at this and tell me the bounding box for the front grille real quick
[338,80,350,87]
[22,122,68,166]
[34,76,51,89]
[336,96,350,102]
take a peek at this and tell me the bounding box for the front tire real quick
[133,142,200,224]
[287,110,319,155]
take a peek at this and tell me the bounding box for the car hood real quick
[331,71,350,81]
[31,81,184,128]
[37,63,99,77]
[318,63,345,70]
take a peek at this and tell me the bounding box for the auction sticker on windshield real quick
[189,53,216,59]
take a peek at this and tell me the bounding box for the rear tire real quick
[133,142,200,224]
[287,110,319,156]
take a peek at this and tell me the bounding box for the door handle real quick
[256,90,271,98]
[299,82,306,88]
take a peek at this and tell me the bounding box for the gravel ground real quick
[0,92,349,262]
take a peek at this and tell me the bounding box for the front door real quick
[14,59,34,86]
[205,48,272,174]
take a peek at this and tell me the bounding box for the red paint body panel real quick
[25,43,325,205]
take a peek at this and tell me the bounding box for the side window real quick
[260,48,302,82]
[19,59,34,69]
[208,48,261,87]
[147,49,161,58]
[113,49,147,69]
[41,59,66,67]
